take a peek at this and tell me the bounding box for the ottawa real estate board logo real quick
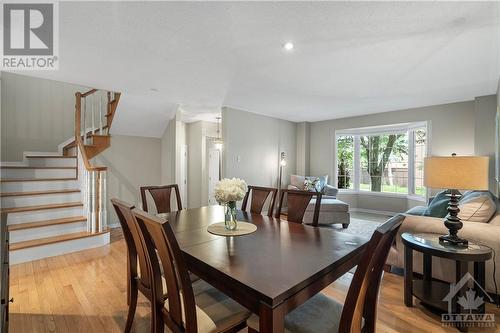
[1,1,59,70]
[442,272,495,329]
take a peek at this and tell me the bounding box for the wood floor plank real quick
[31,259,57,333]
[47,256,94,332]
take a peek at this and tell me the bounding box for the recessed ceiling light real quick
[283,42,294,51]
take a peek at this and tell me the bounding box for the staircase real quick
[1,89,121,264]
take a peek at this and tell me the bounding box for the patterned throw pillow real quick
[303,178,320,192]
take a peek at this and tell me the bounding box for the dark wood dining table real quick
[159,205,369,333]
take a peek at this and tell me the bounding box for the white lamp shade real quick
[424,156,489,190]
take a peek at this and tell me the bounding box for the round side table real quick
[402,233,492,332]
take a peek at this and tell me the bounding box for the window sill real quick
[337,190,426,202]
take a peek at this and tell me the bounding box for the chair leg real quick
[127,277,132,305]
[124,283,138,333]
[152,304,164,333]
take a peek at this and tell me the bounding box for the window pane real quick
[336,135,354,189]
[360,133,409,193]
[414,128,426,196]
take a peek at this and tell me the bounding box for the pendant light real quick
[214,116,223,150]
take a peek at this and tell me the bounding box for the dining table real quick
[159,205,370,333]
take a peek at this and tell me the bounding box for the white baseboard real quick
[350,208,399,216]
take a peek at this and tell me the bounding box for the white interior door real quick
[180,145,188,206]
[208,148,220,205]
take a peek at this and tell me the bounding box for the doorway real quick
[208,147,220,205]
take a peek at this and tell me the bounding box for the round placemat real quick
[207,222,257,236]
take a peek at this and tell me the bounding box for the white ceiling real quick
[14,1,500,137]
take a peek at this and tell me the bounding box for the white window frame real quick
[333,121,428,200]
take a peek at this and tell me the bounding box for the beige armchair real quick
[387,212,500,293]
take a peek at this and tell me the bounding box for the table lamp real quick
[424,154,489,246]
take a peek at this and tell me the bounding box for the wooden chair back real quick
[275,189,322,226]
[132,208,198,333]
[338,214,404,333]
[241,186,278,216]
[111,198,152,291]
[140,184,182,214]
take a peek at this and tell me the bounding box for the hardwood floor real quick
[9,228,500,332]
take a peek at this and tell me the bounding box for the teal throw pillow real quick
[423,190,451,218]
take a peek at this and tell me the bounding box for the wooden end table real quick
[402,232,492,332]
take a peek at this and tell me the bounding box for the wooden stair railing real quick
[71,89,121,234]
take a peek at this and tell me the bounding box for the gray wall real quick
[161,117,176,184]
[474,95,498,193]
[187,121,203,208]
[159,115,190,208]
[296,122,310,176]
[94,135,162,225]
[222,107,297,188]
[1,72,88,161]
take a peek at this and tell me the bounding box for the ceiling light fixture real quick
[283,42,294,51]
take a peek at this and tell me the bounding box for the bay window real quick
[335,122,427,197]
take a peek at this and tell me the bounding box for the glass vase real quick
[224,201,237,230]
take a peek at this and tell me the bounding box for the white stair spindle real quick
[102,170,107,230]
[91,94,95,135]
[83,97,88,144]
[97,171,106,232]
[99,91,103,134]
[85,170,91,232]
[91,171,95,233]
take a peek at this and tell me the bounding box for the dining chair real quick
[111,198,168,333]
[241,185,278,216]
[140,184,183,214]
[275,189,323,226]
[247,214,404,333]
[132,208,251,333]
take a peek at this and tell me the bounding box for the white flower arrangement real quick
[214,178,247,204]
